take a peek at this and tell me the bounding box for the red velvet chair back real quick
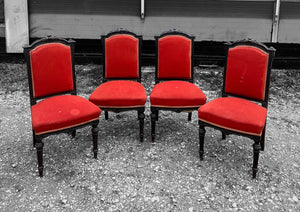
[24,39,75,101]
[103,32,141,79]
[156,32,194,81]
[224,42,275,102]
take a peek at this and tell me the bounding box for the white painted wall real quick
[4,0,29,53]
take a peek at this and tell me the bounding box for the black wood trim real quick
[151,106,199,113]
[35,120,99,140]
[198,120,261,141]
[100,106,145,113]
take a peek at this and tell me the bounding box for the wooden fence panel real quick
[29,0,274,42]
[278,2,300,43]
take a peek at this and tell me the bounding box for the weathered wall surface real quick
[2,0,300,53]
[28,0,274,42]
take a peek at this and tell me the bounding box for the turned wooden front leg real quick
[35,139,44,177]
[138,110,145,142]
[151,108,157,142]
[92,123,99,159]
[188,112,192,121]
[252,139,261,179]
[222,131,226,140]
[199,122,206,160]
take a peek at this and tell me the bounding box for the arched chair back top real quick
[155,32,195,82]
[223,40,276,104]
[102,31,142,80]
[24,38,76,104]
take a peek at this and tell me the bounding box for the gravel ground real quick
[0,63,299,211]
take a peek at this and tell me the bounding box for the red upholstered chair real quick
[150,31,207,142]
[89,31,146,142]
[198,40,275,178]
[23,38,101,177]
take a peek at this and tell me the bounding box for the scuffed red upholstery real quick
[198,97,267,136]
[105,34,139,78]
[158,35,192,79]
[225,46,269,101]
[89,80,147,107]
[31,95,101,135]
[150,80,206,107]
[30,43,74,98]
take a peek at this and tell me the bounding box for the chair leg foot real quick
[33,137,36,148]
[222,131,226,140]
[188,112,192,121]
[199,122,206,160]
[36,140,44,177]
[138,110,145,142]
[105,111,108,120]
[71,130,76,138]
[92,123,99,159]
[260,127,266,151]
[33,131,37,148]
[252,140,261,179]
[151,109,157,142]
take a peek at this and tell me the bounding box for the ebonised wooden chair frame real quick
[151,31,199,142]
[198,40,275,178]
[100,31,145,142]
[24,37,100,177]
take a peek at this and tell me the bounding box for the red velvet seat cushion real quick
[150,81,206,107]
[31,95,101,135]
[198,97,267,136]
[89,80,147,108]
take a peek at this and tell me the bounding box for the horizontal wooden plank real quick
[0,23,4,37]
[278,2,300,43]
[279,2,300,19]
[224,0,275,1]
[0,0,4,23]
[281,0,300,2]
[278,19,300,43]
[29,0,274,42]
[29,0,140,15]
[29,14,273,42]
[29,0,274,18]
[146,0,273,19]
